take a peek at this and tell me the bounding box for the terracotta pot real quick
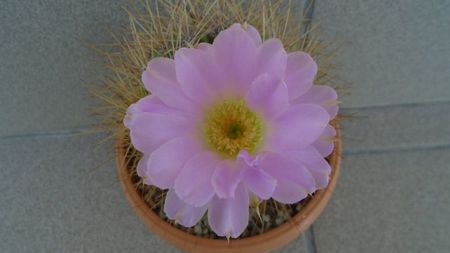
[116,121,341,253]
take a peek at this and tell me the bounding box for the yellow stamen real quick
[201,99,264,158]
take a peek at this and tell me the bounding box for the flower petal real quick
[196,42,212,51]
[212,23,259,93]
[212,160,244,199]
[286,147,332,189]
[246,74,289,119]
[272,180,308,204]
[267,104,330,151]
[259,152,316,193]
[313,124,336,157]
[285,52,317,100]
[175,48,222,104]
[243,167,276,200]
[242,23,262,46]
[147,137,202,189]
[124,95,190,128]
[237,150,276,200]
[208,184,249,238]
[142,58,196,112]
[124,96,162,128]
[293,85,338,118]
[136,154,152,185]
[255,38,287,82]
[127,112,192,153]
[132,96,184,114]
[164,189,208,227]
[174,152,219,207]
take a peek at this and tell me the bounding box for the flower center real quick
[202,99,264,158]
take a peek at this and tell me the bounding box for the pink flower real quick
[124,23,338,238]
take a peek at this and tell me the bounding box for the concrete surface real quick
[0,0,128,137]
[314,0,450,108]
[313,1,450,253]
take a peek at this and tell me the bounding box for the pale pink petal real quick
[127,112,192,153]
[243,167,276,200]
[147,137,202,189]
[267,104,330,151]
[246,74,289,119]
[123,103,140,128]
[212,23,259,93]
[293,85,338,118]
[255,39,287,82]
[131,96,167,113]
[124,96,190,128]
[307,171,329,189]
[259,152,316,193]
[174,152,219,207]
[272,180,308,204]
[237,150,276,200]
[123,96,160,128]
[208,184,249,238]
[132,96,184,114]
[285,147,332,189]
[136,154,152,185]
[142,58,196,112]
[285,52,317,100]
[242,24,262,46]
[212,160,244,199]
[313,125,336,157]
[196,42,212,51]
[164,189,207,227]
[175,48,223,104]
